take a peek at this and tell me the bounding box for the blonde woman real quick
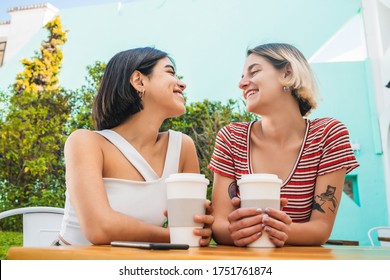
[209,43,358,247]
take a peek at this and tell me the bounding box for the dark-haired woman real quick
[57,47,213,246]
[209,43,359,247]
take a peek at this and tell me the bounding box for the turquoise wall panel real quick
[311,61,388,245]
[1,0,362,101]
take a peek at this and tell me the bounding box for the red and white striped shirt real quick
[208,118,359,222]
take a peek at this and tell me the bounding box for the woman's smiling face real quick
[144,57,187,117]
[238,53,287,115]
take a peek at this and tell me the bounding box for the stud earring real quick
[283,86,290,92]
[138,89,145,99]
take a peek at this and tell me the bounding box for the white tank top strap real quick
[95,129,159,181]
[162,130,182,177]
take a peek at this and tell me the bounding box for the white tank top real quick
[59,129,182,245]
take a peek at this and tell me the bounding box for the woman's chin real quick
[170,106,186,118]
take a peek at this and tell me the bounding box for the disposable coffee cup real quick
[237,173,282,248]
[165,173,209,247]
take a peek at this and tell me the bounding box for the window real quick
[343,174,360,206]
[0,41,6,67]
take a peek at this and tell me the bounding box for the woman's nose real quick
[238,77,249,90]
[178,79,186,91]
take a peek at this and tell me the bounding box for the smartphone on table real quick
[111,241,189,250]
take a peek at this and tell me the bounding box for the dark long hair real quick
[92,47,168,130]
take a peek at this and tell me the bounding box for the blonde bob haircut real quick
[248,43,319,116]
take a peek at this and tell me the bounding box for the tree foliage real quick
[0,16,69,230]
[66,61,106,132]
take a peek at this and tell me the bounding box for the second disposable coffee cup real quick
[165,173,209,247]
[237,173,282,248]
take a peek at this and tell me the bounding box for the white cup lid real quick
[237,173,282,185]
[165,173,209,184]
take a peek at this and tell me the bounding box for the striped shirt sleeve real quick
[208,125,236,179]
[317,119,359,176]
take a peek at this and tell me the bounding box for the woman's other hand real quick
[193,199,214,246]
[261,207,292,247]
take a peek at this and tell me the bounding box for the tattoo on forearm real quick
[312,185,338,214]
[228,181,240,199]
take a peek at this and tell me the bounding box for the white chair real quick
[367,226,390,246]
[0,207,64,247]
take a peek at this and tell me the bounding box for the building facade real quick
[0,3,58,66]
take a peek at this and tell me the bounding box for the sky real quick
[0,0,134,20]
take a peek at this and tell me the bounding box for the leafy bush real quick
[0,231,23,260]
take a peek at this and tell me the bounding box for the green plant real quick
[0,231,23,260]
[67,61,106,132]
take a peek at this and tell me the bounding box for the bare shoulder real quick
[180,133,197,153]
[178,133,199,172]
[181,133,196,146]
[65,129,102,153]
[166,130,195,149]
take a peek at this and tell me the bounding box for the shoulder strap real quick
[95,130,159,181]
[162,130,182,177]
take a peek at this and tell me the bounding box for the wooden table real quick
[7,244,390,260]
[379,237,390,242]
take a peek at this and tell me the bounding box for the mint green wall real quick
[1,0,387,245]
[0,0,363,102]
[311,62,388,244]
